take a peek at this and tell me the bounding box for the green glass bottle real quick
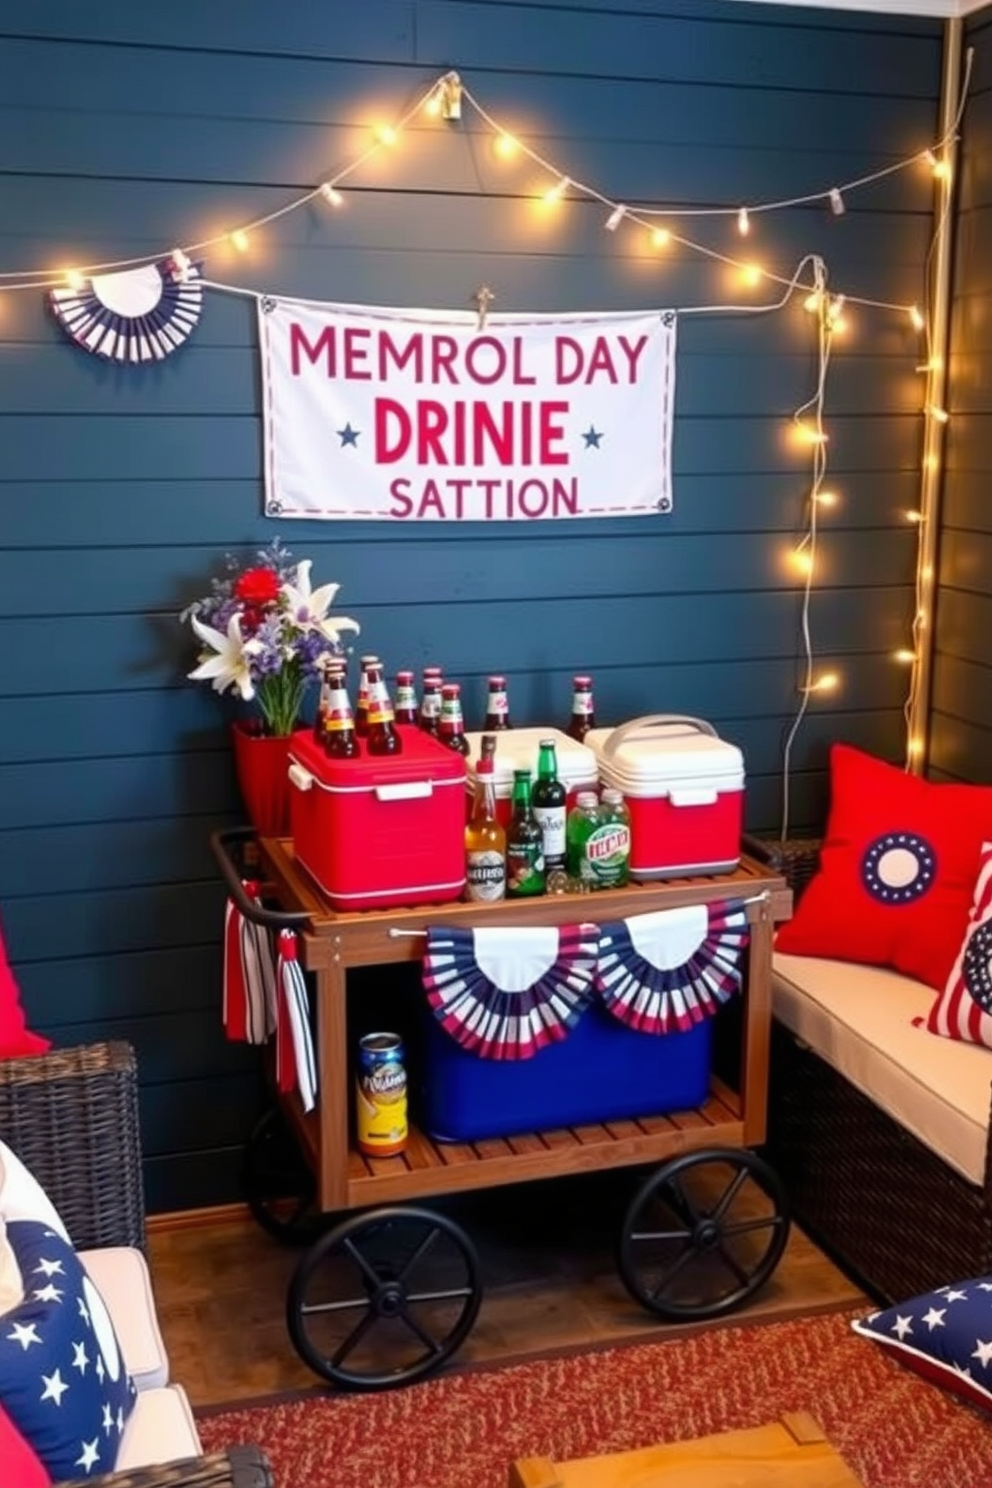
[506,769,546,897]
[531,738,567,874]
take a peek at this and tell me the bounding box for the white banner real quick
[258,298,677,523]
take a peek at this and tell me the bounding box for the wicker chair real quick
[750,836,992,1304]
[0,1042,274,1488]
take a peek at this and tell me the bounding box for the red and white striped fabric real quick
[222,880,277,1045]
[595,898,749,1034]
[423,923,599,1060]
[916,842,992,1048]
[276,930,317,1112]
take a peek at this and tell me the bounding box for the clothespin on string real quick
[473,284,495,331]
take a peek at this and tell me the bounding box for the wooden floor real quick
[147,1166,868,1408]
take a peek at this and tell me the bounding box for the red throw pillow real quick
[0,919,49,1060]
[0,1402,49,1488]
[916,841,992,1047]
[775,744,992,990]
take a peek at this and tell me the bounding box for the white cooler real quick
[464,726,598,826]
[585,715,744,879]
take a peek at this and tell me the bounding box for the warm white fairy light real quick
[320,184,344,208]
[229,229,250,253]
[494,132,519,160]
[543,175,571,204]
[64,269,86,291]
[909,305,926,331]
[650,226,671,249]
[737,207,750,236]
[605,204,627,232]
[829,188,846,216]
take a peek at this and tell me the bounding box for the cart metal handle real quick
[210,826,312,931]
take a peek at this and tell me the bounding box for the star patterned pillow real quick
[0,1220,136,1480]
[852,1277,992,1413]
[915,841,992,1049]
[774,744,992,991]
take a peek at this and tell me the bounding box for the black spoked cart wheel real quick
[287,1205,483,1391]
[618,1148,790,1321]
[241,1104,320,1245]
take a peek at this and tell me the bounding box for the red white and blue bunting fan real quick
[423,923,599,1060]
[595,899,750,1035]
[48,253,203,362]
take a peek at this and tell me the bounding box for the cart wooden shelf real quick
[258,837,791,1213]
[215,829,792,1390]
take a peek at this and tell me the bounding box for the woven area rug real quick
[196,1308,992,1488]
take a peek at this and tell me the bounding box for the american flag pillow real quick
[916,840,992,1048]
[0,1221,136,1480]
[853,1277,992,1414]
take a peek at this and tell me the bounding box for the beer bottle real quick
[483,675,512,731]
[313,659,336,745]
[506,769,545,897]
[566,675,596,742]
[465,746,506,903]
[322,663,360,759]
[531,738,567,874]
[598,787,632,887]
[394,669,418,725]
[438,682,470,756]
[365,662,402,755]
[355,654,379,738]
[419,669,443,737]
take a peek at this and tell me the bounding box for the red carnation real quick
[235,567,281,607]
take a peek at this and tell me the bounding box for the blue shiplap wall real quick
[933,7,992,783]
[0,1,944,1209]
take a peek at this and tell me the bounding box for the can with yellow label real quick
[356,1032,408,1157]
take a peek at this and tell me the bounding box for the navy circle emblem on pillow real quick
[963,921,992,1014]
[860,831,936,906]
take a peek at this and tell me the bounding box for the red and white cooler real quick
[287,727,467,911]
[463,727,598,827]
[585,715,744,880]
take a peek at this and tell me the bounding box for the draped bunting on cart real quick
[423,923,599,1060]
[595,899,750,1035]
[275,930,317,1113]
[220,883,317,1111]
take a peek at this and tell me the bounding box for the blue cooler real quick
[418,1001,712,1144]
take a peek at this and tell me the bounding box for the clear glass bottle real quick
[566,675,596,742]
[465,745,506,902]
[531,738,567,874]
[596,787,632,887]
[566,790,604,887]
[506,769,546,897]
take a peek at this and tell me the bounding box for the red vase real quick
[231,723,293,837]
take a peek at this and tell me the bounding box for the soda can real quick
[356,1032,408,1157]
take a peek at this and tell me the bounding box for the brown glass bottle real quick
[322,664,360,759]
[365,662,402,755]
[354,654,379,738]
[418,668,443,736]
[313,660,336,745]
[483,674,512,731]
[438,682,470,756]
[566,674,596,742]
[394,670,418,725]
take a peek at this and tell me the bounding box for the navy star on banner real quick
[595,899,749,1034]
[423,923,599,1060]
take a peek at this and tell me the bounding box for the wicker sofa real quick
[756,838,992,1305]
[0,1041,273,1488]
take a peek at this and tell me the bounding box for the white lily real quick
[282,560,360,646]
[188,613,257,701]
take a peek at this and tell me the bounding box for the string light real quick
[829,188,846,216]
[801,673,840,695]
[894,649,917,664]
[909,305,926,331]
[605,204,627,232]
[542,175,571,204]
[737,207,750,237]
[229,230,250,253]
[650,227,671,249]
[494,132,519,160]
[319,184,344,208]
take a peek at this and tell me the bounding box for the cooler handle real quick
[599,714,718,760]
[288,762,314,792]
[374,780,433,802]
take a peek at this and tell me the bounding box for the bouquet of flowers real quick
[181,540,360,737]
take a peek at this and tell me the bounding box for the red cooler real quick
[287,728,467,910]
[585,715,744,880]
[463,727,598,826]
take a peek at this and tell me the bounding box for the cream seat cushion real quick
[772,952,992,1186]
[114,1384,202,1470]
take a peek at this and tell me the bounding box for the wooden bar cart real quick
[213,828,792,1391]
